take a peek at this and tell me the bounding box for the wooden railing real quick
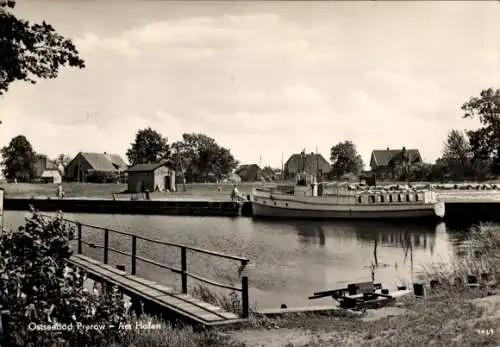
[60,218,250,318]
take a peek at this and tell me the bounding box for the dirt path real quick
[230,306,409,347]
[229,296,500,347]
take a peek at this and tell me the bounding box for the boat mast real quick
[316,146,319,182]
[281,150,284,183]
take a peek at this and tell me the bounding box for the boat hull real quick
[252,201,445,220]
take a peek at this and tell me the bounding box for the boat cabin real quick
[355,190,437,204]
[295,173,318,197]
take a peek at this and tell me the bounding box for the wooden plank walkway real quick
[67,254,247,327]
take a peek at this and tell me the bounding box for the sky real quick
[0,1,498,168]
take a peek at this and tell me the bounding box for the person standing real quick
[231,184,240,202]
[56,184,64,199]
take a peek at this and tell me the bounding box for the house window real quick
[369,195,375,203]
[358,196,362,204]
[398,194,403,202]
[380,195,385,203]
[389,195,393,203]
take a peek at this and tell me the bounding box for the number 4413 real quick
[476,329,494,335]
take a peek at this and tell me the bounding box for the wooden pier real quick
[62,218,250,328]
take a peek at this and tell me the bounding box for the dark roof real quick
[370,149,422,167]
[35,154,56,166]
[108,154,127,169]
[126,161,172,173]
[285,153,330,173]
[80,152,127,171]
[235,164,261,174]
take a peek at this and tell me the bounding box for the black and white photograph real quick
[0,0,499,345]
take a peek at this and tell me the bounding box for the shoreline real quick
[4,196,500,223]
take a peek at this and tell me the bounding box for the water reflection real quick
[3,211,469,308]
[294,223,326,247]
[254,219,440,254]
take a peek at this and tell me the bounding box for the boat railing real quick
[254,185,294,195]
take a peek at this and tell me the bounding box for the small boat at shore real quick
[251,173,445,220]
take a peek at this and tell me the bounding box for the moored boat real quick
[251,173,445,220]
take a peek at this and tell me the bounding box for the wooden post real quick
[77,223,82,255]
[0,188,4,233]
[0,307,11,345]
[131,235,137,275]
[181,247,187,294]
[242,276,249,318]
[103,229,109,264]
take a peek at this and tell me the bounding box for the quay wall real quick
[4,198,500,223]
[3,198,242,217]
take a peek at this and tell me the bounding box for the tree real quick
[53,153,71,168]
[387,147,414,181]
[1,135,37,182]
[439,129,473,179]
[0,210,127,345]
[0,1,85,95]
[462,88,500,173]
[329,141,364,178]
[126,127,170,166]
[261,166,276,181]
[442,130,471,164]
[175,133,238,182]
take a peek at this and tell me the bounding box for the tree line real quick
[126,128,239,183]
[326,88,500,182]
[2,88,500,183]
[1,1,500,183]
[0,129,239,183]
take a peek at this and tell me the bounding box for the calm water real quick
[4,212,469,309]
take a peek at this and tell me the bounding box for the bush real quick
[86,171,118,183]
[0,209,128,346]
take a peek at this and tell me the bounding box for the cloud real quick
[75,33,140,56]
[2,3,499,167]
[76,12,326,63]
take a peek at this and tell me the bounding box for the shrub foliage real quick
[0,210,128,346]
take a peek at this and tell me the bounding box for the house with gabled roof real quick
[284,151,330,180]
[125,161,176,193]
[65,152,128,183]
[369,147,422,179]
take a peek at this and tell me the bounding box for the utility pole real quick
[316,146,319,181]
[175,144,186,192]
[281,151,284,182]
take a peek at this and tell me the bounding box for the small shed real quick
[126,162,176,193]
[41,169,62,184]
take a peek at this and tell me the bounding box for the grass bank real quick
[0,182,263,200]
[135,280,500,346]
[0,182,127,198]
[4,181,500,203]
[184,223,500,346]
